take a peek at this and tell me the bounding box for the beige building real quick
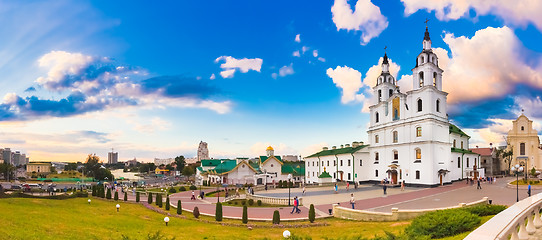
[506,114,542,172]
[26,162,51,174]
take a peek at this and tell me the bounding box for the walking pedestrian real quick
[302,186,306,195]
[334,184,338,194]
[291,197,300,214]
[477,179,482,189]
[528,183,532,197]
[191,190,196,200]
[400,180,405,191]
[350,193,355,209]
[383,183,387,195]
[346,182,349,191]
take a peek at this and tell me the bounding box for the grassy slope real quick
[0,198,408,240]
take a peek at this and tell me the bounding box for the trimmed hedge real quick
[124,192,127,202]
[136,192,140,202]
[242,205,248,224]
[257,200,262,206]
[169,188,177,194]
[106,189,111,199]
[148,192,152,204]
[248,199,254,206]
[193,206,200,218]
[179,186,187,192]
[114,191,119,201]
[189,185,197,190]
[177,200,182,215]
[465,204,507,216]
[308,204,315,223]
[405,209,481,239]
[272,210,280,224]
[215,202,223,222]
[0,191,88,200]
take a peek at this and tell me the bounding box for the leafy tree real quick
[242,205,248,224]
[84,154,114,181]
[177,200,182,215]
[64,162,78,171]
[106,188,112,199]
[182,166,194,176]
[165,164,175,171]
[148,192,153,204]
[114,191,119,201]
[165,196,170,211]
[139,163,156,173]
[124,192,128,201]
[309,204,315,223]
[0,163,15,181]
[175,155,186,171]
[215,202,223,222]
[136,192,140,202]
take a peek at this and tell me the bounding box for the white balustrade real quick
[465,192,542,239]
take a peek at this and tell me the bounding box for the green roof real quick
[281,161,305,176]
[451,147,477,154]
[259,155,282,164]
[305,144,369,158]
[196,167,203,172]
[201,159,223,167]
[212,160,237,174]
[449,124,470,138]
[318,171,332,178]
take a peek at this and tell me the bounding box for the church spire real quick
[422,19,432,50]
[424,26,430,41]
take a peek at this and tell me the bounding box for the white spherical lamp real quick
[283,230,291,238]
[88,199,91,204]
[116,204,120,212]
[164,216,170,226]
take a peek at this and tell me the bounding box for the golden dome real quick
[266,146,274,151]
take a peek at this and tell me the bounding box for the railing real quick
[465,193,542,240]
[246,194,302,206]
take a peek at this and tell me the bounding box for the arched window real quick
[457,157,461,168]
[375,152,379,161]
[521,126,525,131]
[436,99,440,112]
[419,72,424,87]
[392,131,398,143]
[393,150,398,161]
[433,72,437,87]
[461,141,464,149]
[375,170,379,177]
[415,148,421,160]
[417,99,422,112]
[378,90,382,101]
[421,56,424,63]
[389,89,393,97]
[453,139,456,148]
[375,112,379,123]
[520,143,526,155]
[416,127,422,137]
[415,170,420,179]
[467,157,469,167]
[375,135,379,143]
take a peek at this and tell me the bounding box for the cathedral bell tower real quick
[373,52,397,103]
[412,25,443,91]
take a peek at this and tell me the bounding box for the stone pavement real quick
[100,178,542,221]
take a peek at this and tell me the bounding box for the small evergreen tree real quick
[193,206,200,218]
[92,186,97,196]
[124,192,128,202]
[106,188,112,199]
[148,192,153,204]
[99,186,105,198]
[165,196,170,211]
[136,192,140,202]
[309,204,315,223]
[156,193,160,206]
[114,191,119,201]
[242,205,248,224]
[272,210,280,224]
[215,202,223,222]
[177,200,182,215]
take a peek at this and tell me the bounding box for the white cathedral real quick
[305,26,483,187]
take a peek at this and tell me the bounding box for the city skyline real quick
[0,1,541,163]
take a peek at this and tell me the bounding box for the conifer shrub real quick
[136,192,140,202]
[405,209,481,239]
[193,206,200,218]
[248,199,254,206]
[124,192,128,202]
[215,202,223,222]
[148,192,152,204]
[242,205,248,224]
[114,191,119,201]
[308,204,315,223]
[165,196,170,210]
[179,186,187,192]
[272,210,280,224]
[189,185,197,190]
[177,200,182,215]
[106,188,112,199]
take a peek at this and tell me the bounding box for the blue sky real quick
[0,0,541,162]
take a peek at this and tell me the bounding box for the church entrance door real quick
[339,171,344,181]
[391,172,397,184]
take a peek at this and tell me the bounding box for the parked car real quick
[10,185,21,190]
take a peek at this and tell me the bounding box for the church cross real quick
[384,46,387,53]
[425,18,430,27]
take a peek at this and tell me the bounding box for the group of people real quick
[467,176,497,190]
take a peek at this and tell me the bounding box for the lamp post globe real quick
[88,199,91,204]
[164,217,170,226]
[283,230,291,238]
[116,204,120,212]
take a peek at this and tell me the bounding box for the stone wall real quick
[333,197,488,221]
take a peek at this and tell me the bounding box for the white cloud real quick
[36,51,96,91]
[293,51,300,57]
[302,142,328,157]
[215,56,263,79]
[313,50,318,57]
[210,73,216,80]
[331,0,389,45]
[271,73,278,79]
[318,57,326,62]
[302,46,309,54]
[295,34,301,43]
[279,63,294,77]
[397,74,412,92]
[250,142,297,156]
[362,56,400,88]
[435,26,542,104]
[326,65,364,104]
[401,0,542,31]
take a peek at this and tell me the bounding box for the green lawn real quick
[0,197,411,240]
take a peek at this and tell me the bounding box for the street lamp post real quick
[116,204,120,212]
[512,164,524,202]
[288,174,292,206]
[164,217,170,226]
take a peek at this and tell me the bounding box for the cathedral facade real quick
[305,27,482,187]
